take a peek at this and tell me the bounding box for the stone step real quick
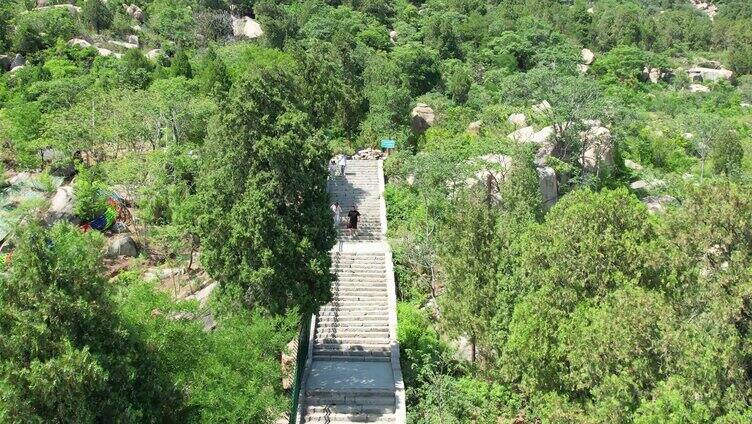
[306,388,395,400]
[329,294,387,301]
[318,310,389,318]
[320,302,387,309]
[304,412,395,423]
[316,319,390,327]
[323,299,388,305]
[334,271,387,277]
[315,336,390,345]
[315,331,389,340]
[317,314,389,322]
[313,346,390,356]
[331,264,386,270]
[310,355,390,362]
[305,405,396,416]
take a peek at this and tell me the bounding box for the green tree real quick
[198,48,231,99]
[197,66,336,314]
[439,188,499,362]
[0,223,186,422]
[82,0,113,32]
[171,50,193,79]
[120,49,153,89]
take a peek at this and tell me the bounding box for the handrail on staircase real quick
[288,311,312,424]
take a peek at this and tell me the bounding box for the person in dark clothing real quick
[346,205,361,236]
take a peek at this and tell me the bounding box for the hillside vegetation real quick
[1,0,752,423]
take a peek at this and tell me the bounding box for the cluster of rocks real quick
[232,16,263,39]
[123,3,145,22]
[0,54,25,73]
[351,148,386,160]
[465,152,559,210]
[689,0,717,20]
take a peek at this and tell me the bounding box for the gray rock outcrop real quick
[410,103,435,133]
[106,234,139,258]
[124,4,144,22]
[10,54,25,69]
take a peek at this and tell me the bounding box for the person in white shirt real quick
[328,159,336,179]
[338,155,347,176]
[330,202,342,227]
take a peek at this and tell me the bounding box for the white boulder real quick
[580,126,614,174]
[467,120,482,135]
[507,126,535,143]
[581,48,595,65]
[232,16,263,39]
[68,38,91,48]
[146,49,163,61]
[508,113,527,128]
[688,67,733,83]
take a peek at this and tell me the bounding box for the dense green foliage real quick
[1,0,752,422]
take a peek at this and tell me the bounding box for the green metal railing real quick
[289,312,312,424]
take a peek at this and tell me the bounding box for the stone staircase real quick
[299,160,405,424]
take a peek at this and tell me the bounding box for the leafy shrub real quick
[73,166,108,221]
[13,8,76,54]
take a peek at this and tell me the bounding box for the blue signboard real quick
[380,139,396,149]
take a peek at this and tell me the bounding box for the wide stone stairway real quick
[298,160,405,423]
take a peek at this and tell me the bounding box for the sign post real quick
[380,139,396,155]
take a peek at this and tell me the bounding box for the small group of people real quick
[330,202,361,236]
[328,155,348,178]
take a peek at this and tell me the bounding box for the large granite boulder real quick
[508,113,527,128]
[507,126,535,143]
[537,166,558,210]
[580,126,614,174]
[106,234,139,258]
[687,67,733,83]
[410,103,435,133]
[232,16,263,39]
[581,48,595,65]
[68,38,91,48]
[45,186,78,225]
[10,54,25,69]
